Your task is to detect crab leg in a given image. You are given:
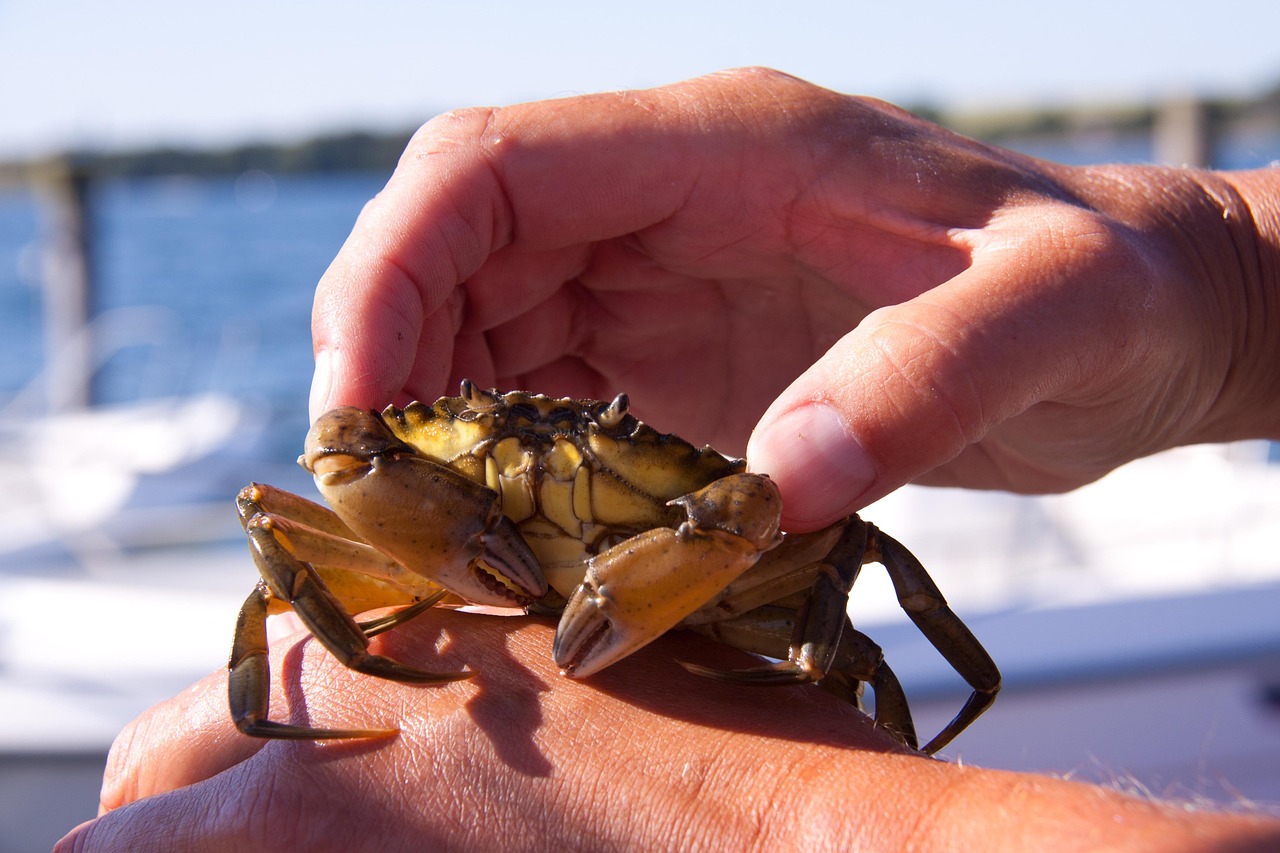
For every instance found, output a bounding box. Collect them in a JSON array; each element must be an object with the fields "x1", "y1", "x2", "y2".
[
  {"x1": 238, "y1": 485, "x2": 449, "y2": 613},
  {"x1": 681, "y1": 525, "x2": 846, "y2": 624},
  {"x1": 229, "y1": 579, "x2": 451, "y2": 740},
  {"x1": 229, "y1": 518, "x2": 472, "y2": 739},
  {"x1": 874, "y1": 529, "x2": 1001, "y2": 754},
  {"x1": 553, "y1": 473, "x2": 782, "y2": 677},
  {"x1": 680, "y1": 517, "x2": 997, "y2": 754},
  {"x1": 687, "y1": 604, "x2": 920, "y2": 750},
  {"x1": 238, "y1": 482, "x2": 360, "y2": 540},
  {"x1": 682, "y1": 517, "x2": 873, "y2": 686},
  {"x1": 230, "y1": 581, "x2": 387, "y2": 740}
]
